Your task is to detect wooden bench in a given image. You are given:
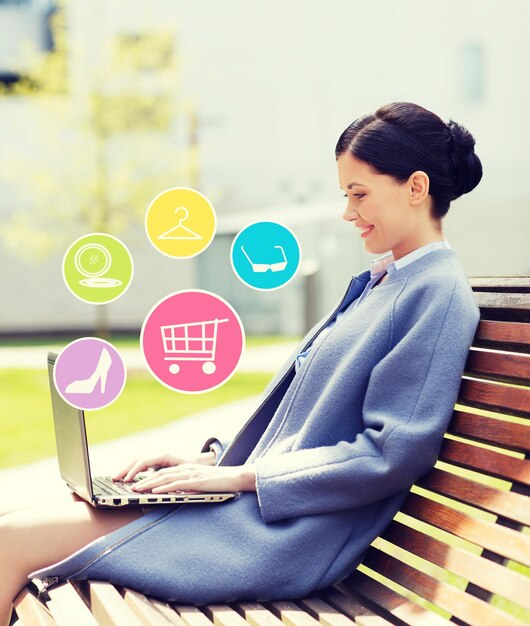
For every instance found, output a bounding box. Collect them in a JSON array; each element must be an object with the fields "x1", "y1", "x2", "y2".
[{"x1": 12, "y1": 276, "x2": 530, "y2": 626}]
